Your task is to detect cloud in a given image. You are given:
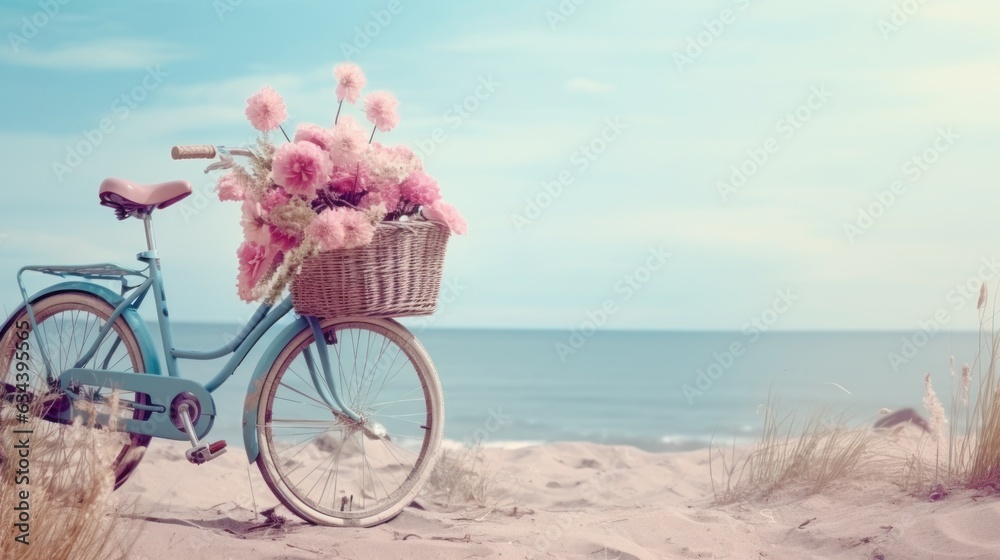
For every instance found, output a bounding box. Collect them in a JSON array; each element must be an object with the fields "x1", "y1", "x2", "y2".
[{"x1": 0, "y1": 38, "x2": 189, "y2": 69}]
